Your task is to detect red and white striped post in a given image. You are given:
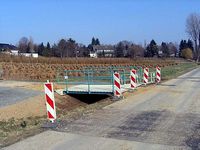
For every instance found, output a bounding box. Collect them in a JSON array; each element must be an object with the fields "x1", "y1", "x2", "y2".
[
  {"x1": 156, "y1": 66, "x2": 161, "y2": 83},
  {"x1": 114, "y1": 72, "x2": 121, "y2": 97},
  {"x1": 143, "y1": 67, "x2": 149, "y2": 84},
  {"x1": 130, "y1": 69, "x2": 137, "y2": 89},
  {"x1": 44, "y1": 81, "x2": 56, "y2": 123}
]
